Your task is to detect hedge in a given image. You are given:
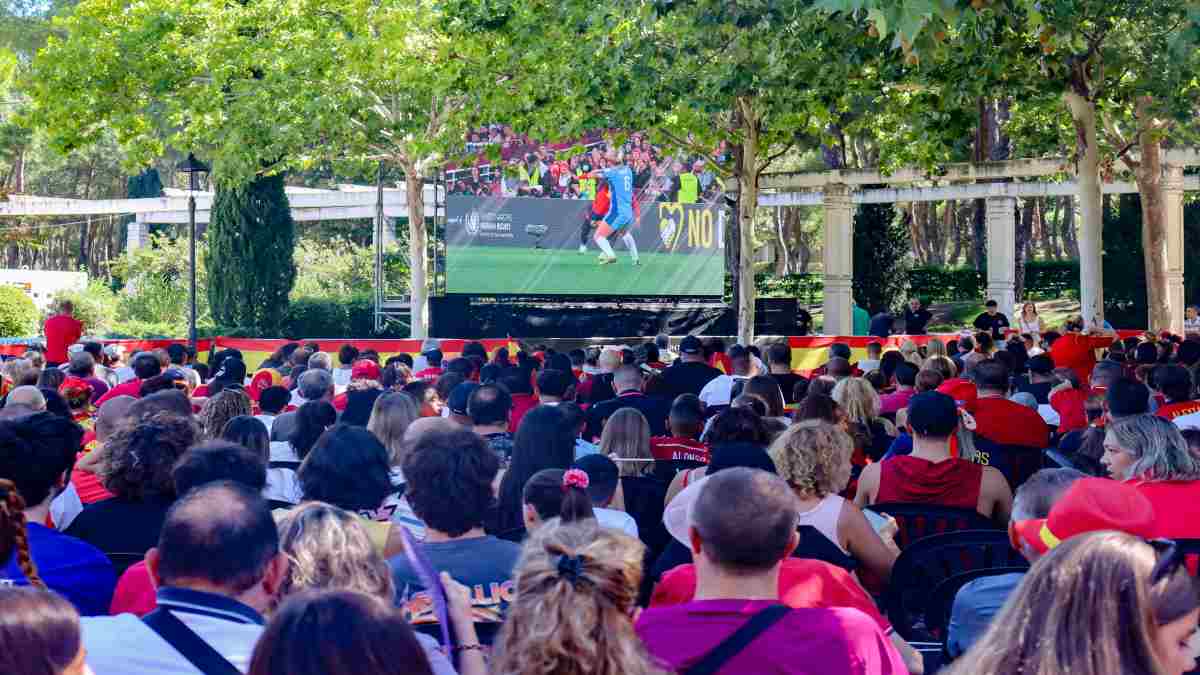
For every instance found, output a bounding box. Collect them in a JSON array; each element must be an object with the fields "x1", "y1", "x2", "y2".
[{"x1": 908, "y1": 261, "x2": 1080, "y2": 304}]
